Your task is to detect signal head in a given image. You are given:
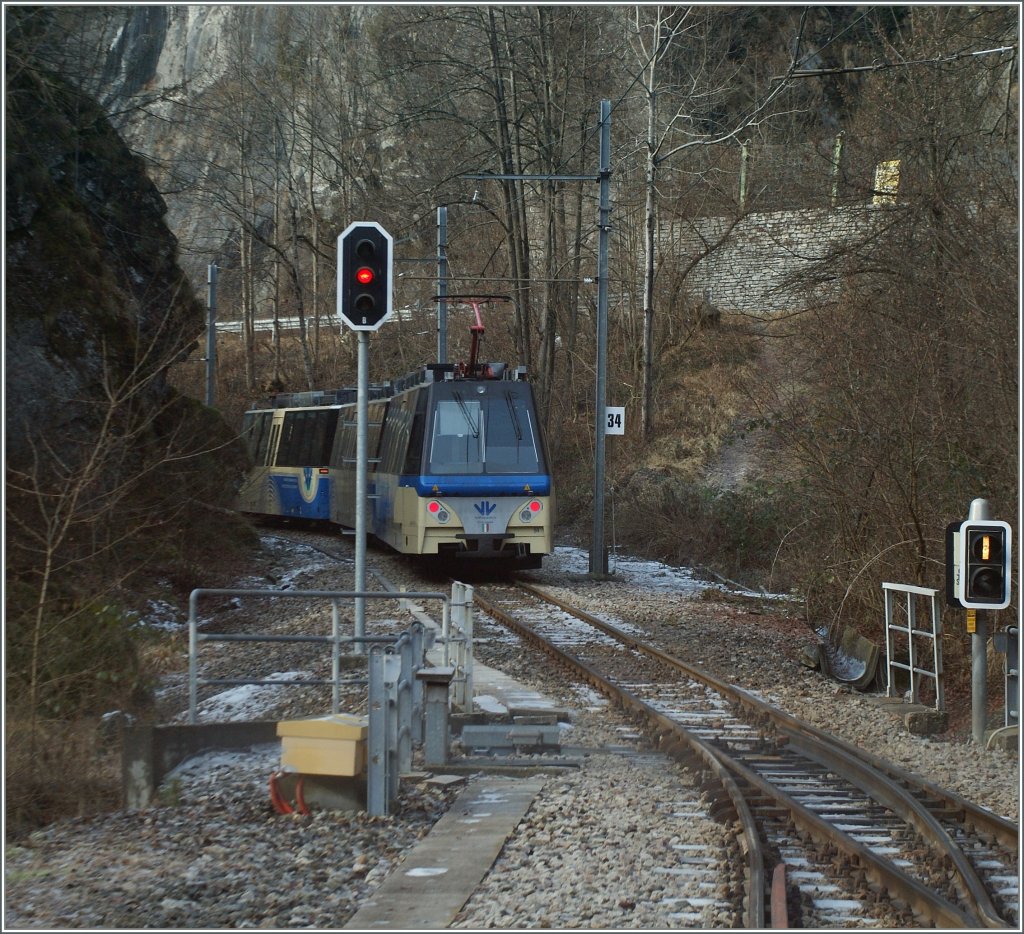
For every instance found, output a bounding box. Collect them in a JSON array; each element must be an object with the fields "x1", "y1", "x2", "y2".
[{"x1": 957, "y1": 519, "x2": 1012, "y2": 609}]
